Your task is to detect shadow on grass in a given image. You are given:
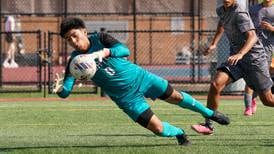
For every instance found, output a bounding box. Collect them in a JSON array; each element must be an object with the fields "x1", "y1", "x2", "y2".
[
  {"x1": 0, "y1": 143, "x2": 178, "y2": 152},
  {"x1": 191, "y1": 138, "x2": 274, "y2": 147},
  {"x1": 67, "y1": 133, "x2": 155, "y2": 137},
  {"x1": 0, "y1": 134, "x2": 177, "y2": 152}
]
